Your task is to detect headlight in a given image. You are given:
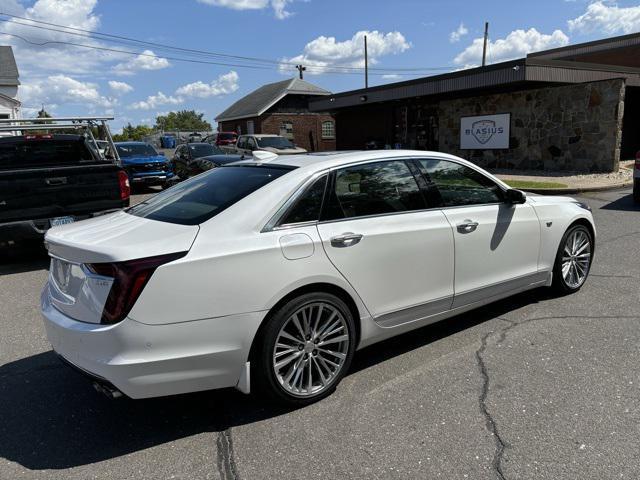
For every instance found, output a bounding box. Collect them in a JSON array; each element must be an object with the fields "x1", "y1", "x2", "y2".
[{"x1": 574, "y1": 201, "x2": 592, "y2": 212}]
